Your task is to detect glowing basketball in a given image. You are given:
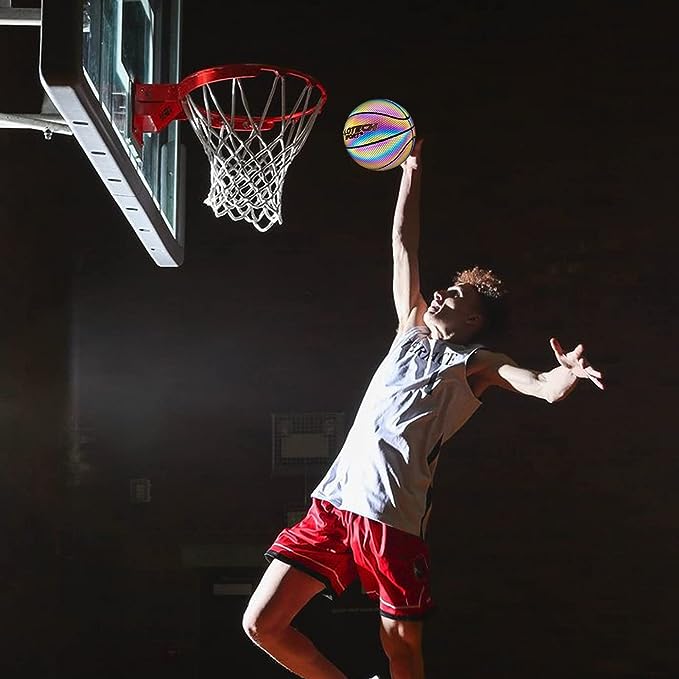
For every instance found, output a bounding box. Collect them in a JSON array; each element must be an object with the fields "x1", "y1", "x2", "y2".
[{"x1": 342, "y1": 99, "x2": 416, "y2": 171}]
